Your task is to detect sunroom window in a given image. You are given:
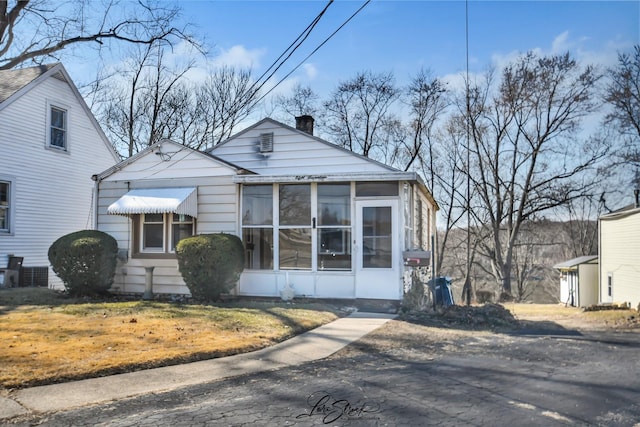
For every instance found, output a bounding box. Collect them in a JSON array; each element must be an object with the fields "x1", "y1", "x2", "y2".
[
  {"x1": 242, "y1": 185, "x2": 273, "y2": 269},
  {"x1": 317, "y1": 183, "x2": 351, "y2": 270},
  {"x1": 279, "y1": 184, "x2": 311, "y2": 270},
  {"x1": 242, "y1": 183, "x2": 353, "y2": 272}
]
